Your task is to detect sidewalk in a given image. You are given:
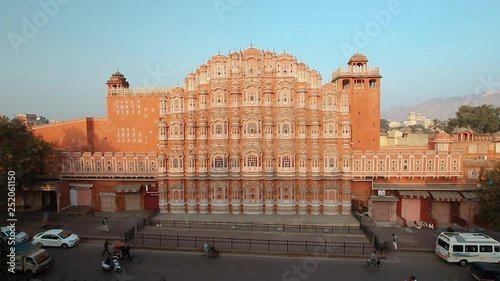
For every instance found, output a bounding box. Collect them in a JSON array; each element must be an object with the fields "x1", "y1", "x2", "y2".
[{"x1": 6, "y1": 210, "x2": 153, "y2": 242}]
